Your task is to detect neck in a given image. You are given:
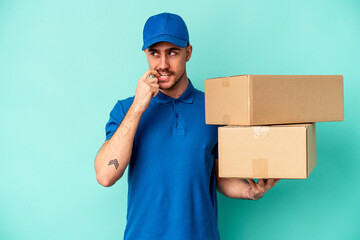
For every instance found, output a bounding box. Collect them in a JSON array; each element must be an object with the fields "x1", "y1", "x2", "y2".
[{"x1": 160, "y1": 73, "x2": 189, "y2": 99}]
